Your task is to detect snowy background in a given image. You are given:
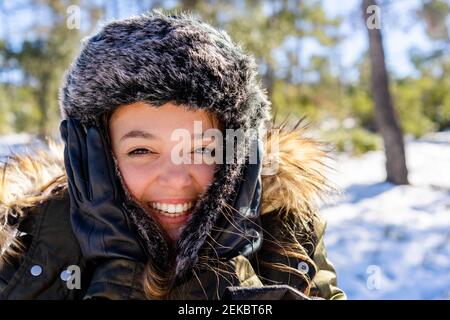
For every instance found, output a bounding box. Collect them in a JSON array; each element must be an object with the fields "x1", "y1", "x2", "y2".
[
  {"x1": 321, "y1": 131, "x2": 450, "y2": 300},
  {"x1": 1, "y1": 131, "x2": 449, "y2": 300}
]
